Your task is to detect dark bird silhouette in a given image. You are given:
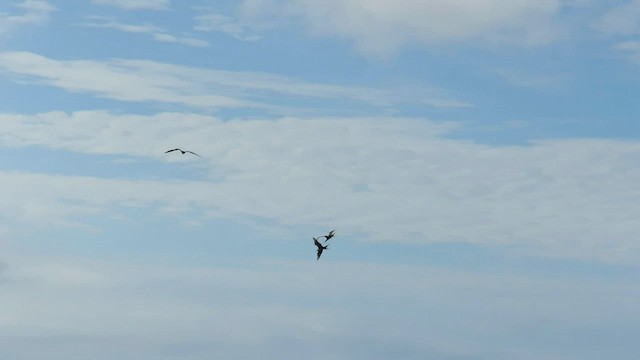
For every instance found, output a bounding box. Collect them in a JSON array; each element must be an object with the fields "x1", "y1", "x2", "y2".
[
  {"x1": 321, "y1": 229, "x2": 336, "y2": 242},
  {"x1": 314, "y1": 237, "x2": 328, "y2": 260},
  {"x1": 165, "y1": 148, "x2": 201, "y2": 157}
]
